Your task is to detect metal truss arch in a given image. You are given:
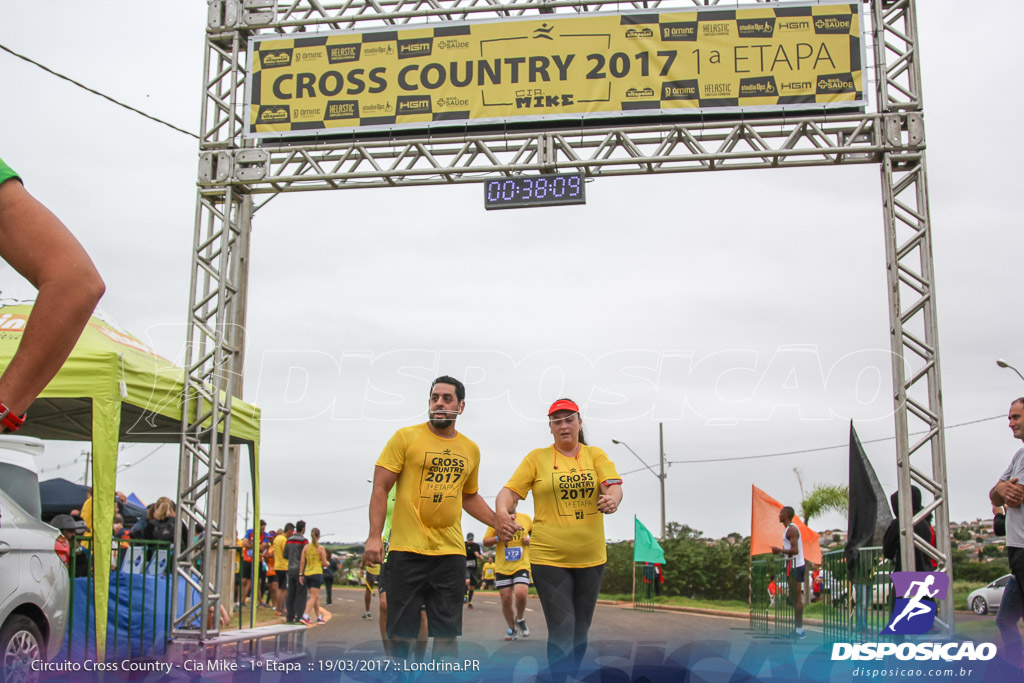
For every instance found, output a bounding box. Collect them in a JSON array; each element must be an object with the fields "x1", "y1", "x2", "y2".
[{"x1": 175, "y1": 0, "x2": 953, "y2": 645}]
